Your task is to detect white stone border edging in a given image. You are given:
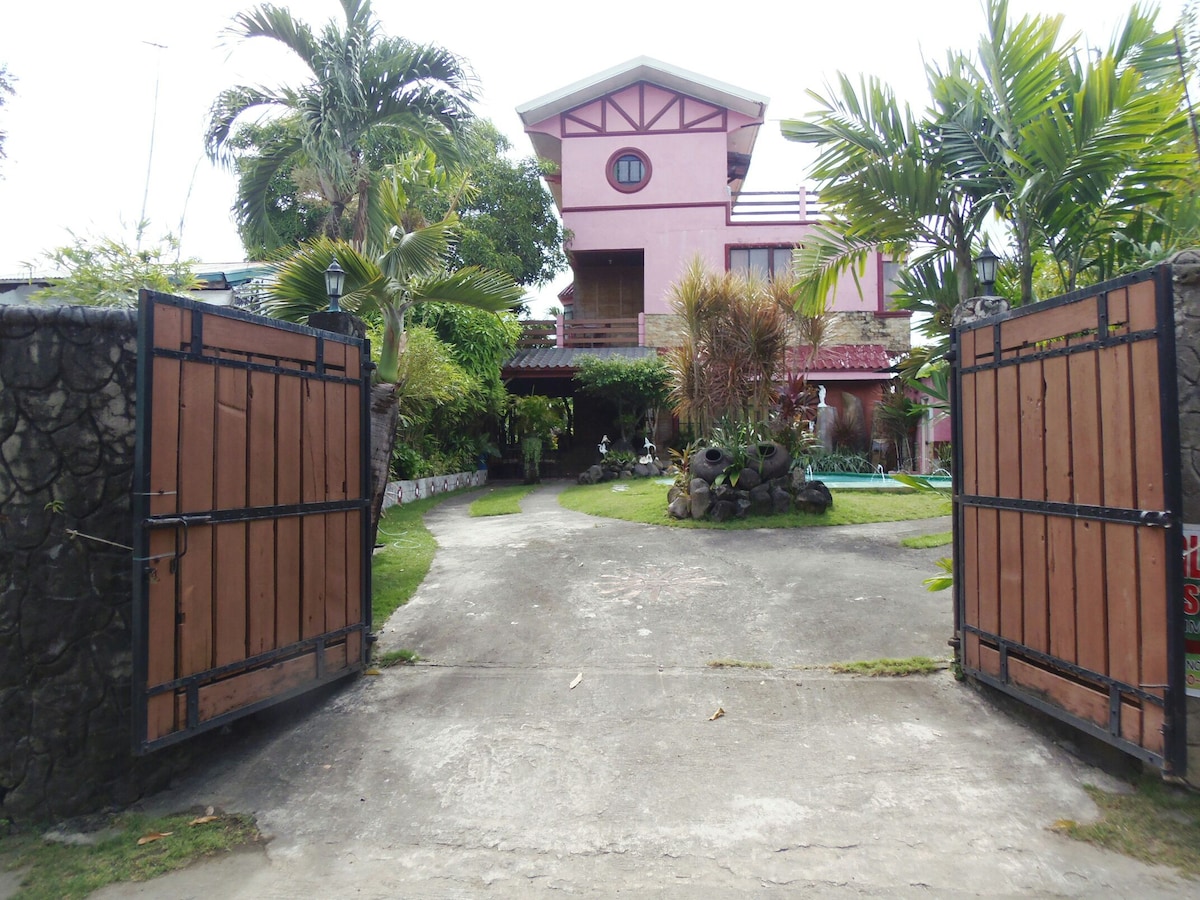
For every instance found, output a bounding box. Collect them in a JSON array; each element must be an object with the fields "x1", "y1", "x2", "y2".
[{"x1": 382, "y1": 469, "x2": 488, "y2": 509}]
